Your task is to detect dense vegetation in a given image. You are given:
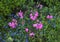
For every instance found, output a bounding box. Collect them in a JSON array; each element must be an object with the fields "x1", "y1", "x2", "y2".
[{"x1": 0, "y1": 0, "x2": 60, "y2": 42}]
